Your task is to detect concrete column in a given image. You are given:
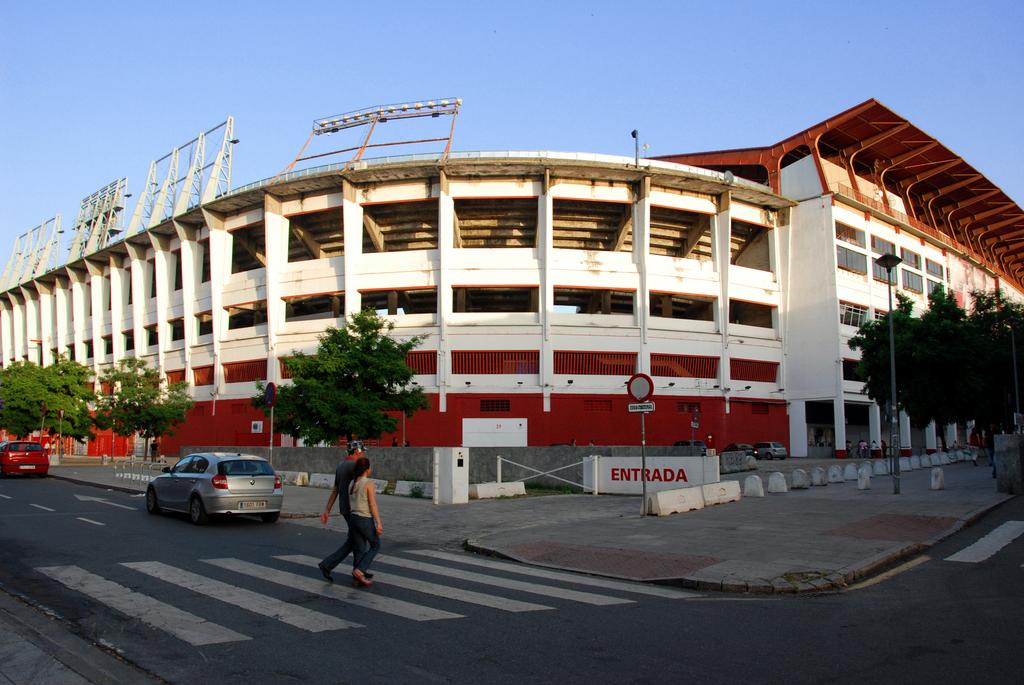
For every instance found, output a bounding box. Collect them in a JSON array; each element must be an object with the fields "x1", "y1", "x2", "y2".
[
  {"x1": 126, "y1": 244, "x2": 148, "y2": 363},
  {"x1": 868, "y1": 402, "x2": 882, "y2": 451},
  {"x1": 925, "y1": 420, "x2": 938, "y2": 453},
  {"x1": 0, "y1": 304, "x2": 11, "y2": 366},
  {"x1": 899, "y1": 409, "x2": 912, "y2": 455},
  {"x1": 715, "y1": 192, "x2": 731, "y2": 387},
  {"x1": 436, "y1": 172, "x2": 454, "y2": 414},
  {"x1": 108, "y1": 257, "x2": 125, "y2": 361},
  {"x1": 202, "y1": 209, "x2": 229, "y2": 405},
  {"x1": 66, "y1": 270, "x2": 86, "y2": 363},
  {"x1": 263, "y1": 194, "x2": 288, "y2": 384},
  {"x1": 341, "y1": 180, "x2": 364, "y2": 317},
  {"x1": 148, "y1": 234, "x2": 171, "y2": 375},
  {"x1": 636, "y1": 176, "x2": 651, "y2": 369},
  {"x1": 87, "y1": 265, "x2": 105, "y2": 371},
  {"x1": 9, "y1": 295, "x2": 25, "y2": 362},
  {"x1": 945, "y1": 423, "x2": 958, "y2": 449},
  {"x1": 54, "y1": 280, "x2": 69, "y2": 358},
  {"x1": 833, "y1": 397, "x2": 847, "y2": 457},
  {"x1": 36, "y1": 283, "x2": 53, "y2": 366},
  {"x1": 789, "y1": 400, "x2": 808, "y2": 457},
  {"x1": 173, "y1": 223, "x2": 197, "y2": 378},
  {"x1": 20, "y1": 288, "x2": 39, "y2": 365},
  {"x1": 538, "y1": 170, "x2": 554, "y2": 413}
]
